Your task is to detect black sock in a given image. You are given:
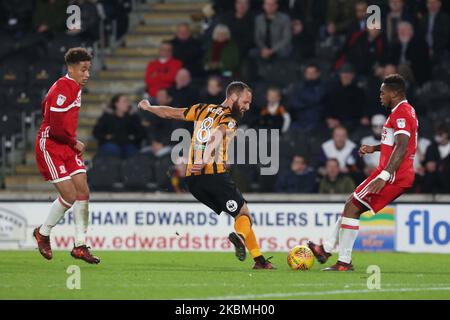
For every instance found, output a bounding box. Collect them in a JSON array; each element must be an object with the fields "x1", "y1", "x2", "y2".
[{"x1": 254, "y1": 255, "x2": 266, "y2": 264}]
